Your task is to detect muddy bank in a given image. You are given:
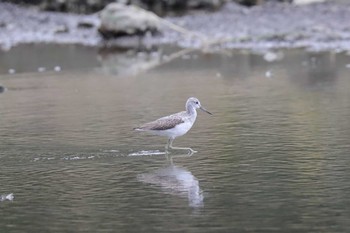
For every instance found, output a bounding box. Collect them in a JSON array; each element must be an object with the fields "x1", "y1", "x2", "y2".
[{"x1": 1, "y1": 1, "x2": 350, "y2": 52}]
